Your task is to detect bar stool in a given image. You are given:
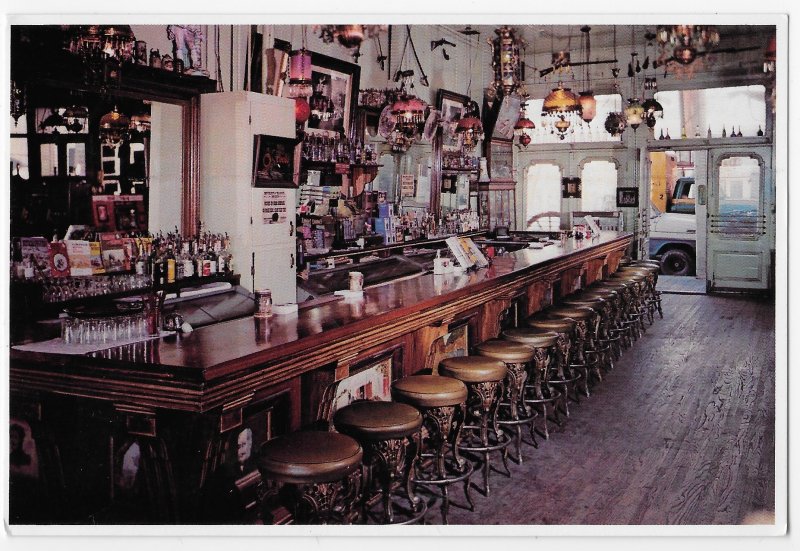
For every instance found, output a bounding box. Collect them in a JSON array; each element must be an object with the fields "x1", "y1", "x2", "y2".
[
  {"x1": 333, "y1": 401, "x2": 426, "y2": 524},
  {"x1": 439, "y1": 356, "x2": 511, "y2": 497},
  {"x1": 576, "y1": 288, "x2": 624, "y2": 360},
  {"x1": 258, "y1": 431, "x2": 363, "y2": 524},
  {"x1": 609, "y1": 271, "x2": 650, "y2": 336},
  {"x1": 525, "y1": 317, "x2": 581, "y2": 417},
  {"x1": 619, "y1": 264, "x2": 662, "y2": 322},
  {"x1": 592, "y1": 280, "x2": 638, "y2": 347},
  {"x1": 475, "y1": 339, "x2": 538, "y2": 464},
  {"x1": 391, "y1": 374, "x2": 473, "y2": 525},
  {"x1": 542, "y1": 306, "x2": 598, "y2": 397},
  {"x1": 501, "y1": 328, "x2": 561, "y2": 440},
  {"x1": 562, "y1": 295, "x2": 614, "y2": 372}
]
